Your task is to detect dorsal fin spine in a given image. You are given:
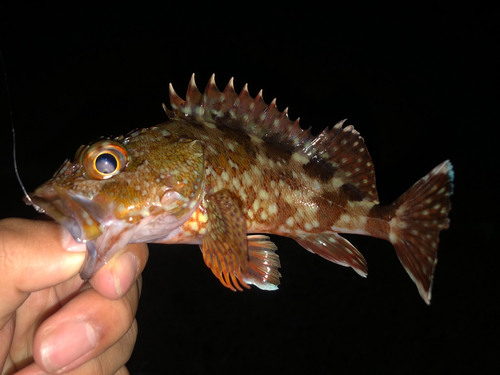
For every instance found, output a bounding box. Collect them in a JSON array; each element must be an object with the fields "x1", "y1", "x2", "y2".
[
  {"x1": 166, "y1": 74, "x2": 379, "y2": 202},
  {"x1": 203, "y1": 74, "x2": 223, "y2": 119},
  {"x1": 168, "y1": 83, "x2": 184, "y2": 114},
  {"x1": 237, "y1": 83, "x2": 253, "y2": 128},
  {"x1": 220, "y1": 77, "x2": 238, "y2": 123},
  {"x1": 185, "y1": 74, "x2": 202, "y2": 116}
]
